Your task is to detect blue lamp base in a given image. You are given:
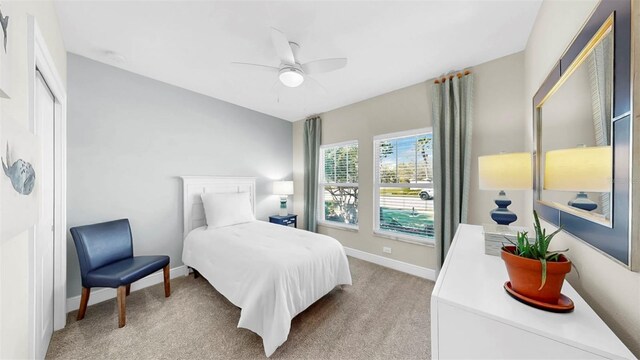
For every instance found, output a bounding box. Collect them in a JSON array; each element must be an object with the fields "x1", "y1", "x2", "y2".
[
  {"x1": 490, "y1": 190, "x2": 517, "y2": 225},
  {"x1": 568, "y1": 192, "x2": 597, "y2": 211}
]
